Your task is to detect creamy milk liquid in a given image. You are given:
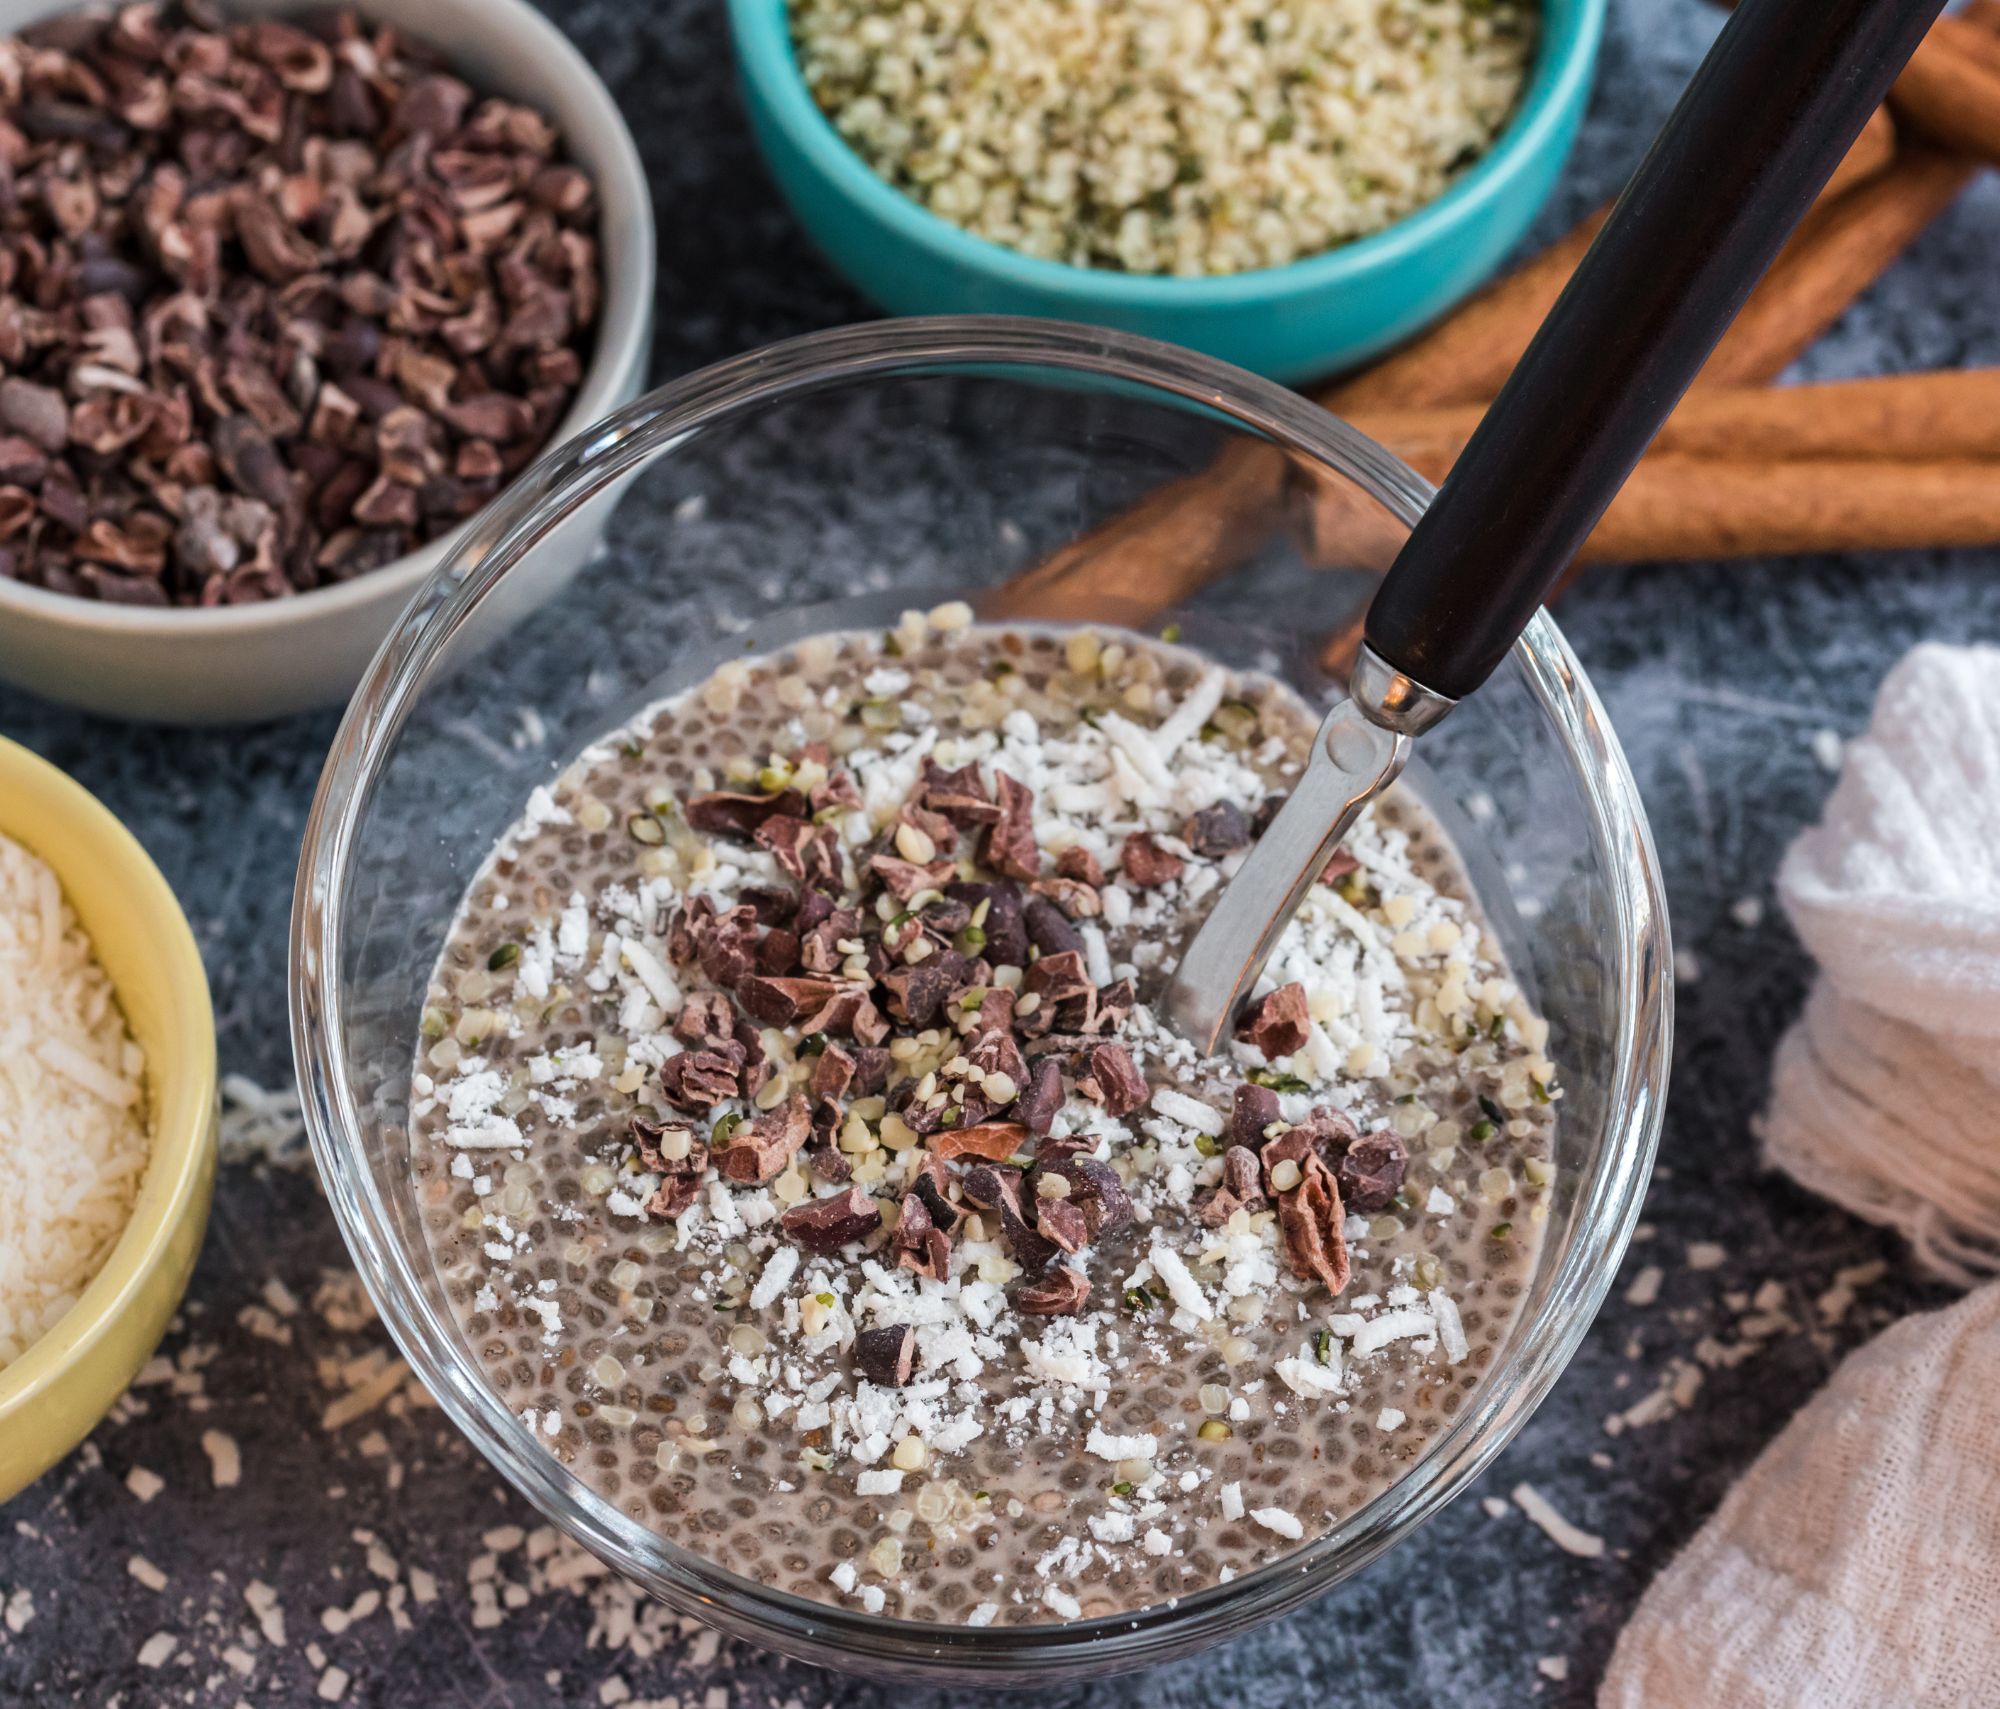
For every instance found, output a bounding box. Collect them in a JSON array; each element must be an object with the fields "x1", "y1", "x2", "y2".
[{"x1": 410, "y1": 616, "x2": 1556, "y2": 1625}]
